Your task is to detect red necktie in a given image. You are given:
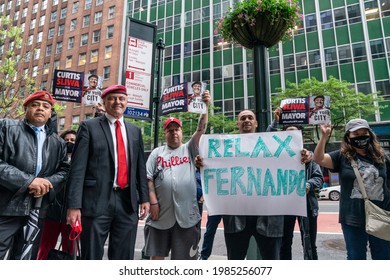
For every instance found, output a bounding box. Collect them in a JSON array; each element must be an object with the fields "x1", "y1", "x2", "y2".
[{"x1": 115, "y1": 120, "x2": 128, "y2": 189}]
